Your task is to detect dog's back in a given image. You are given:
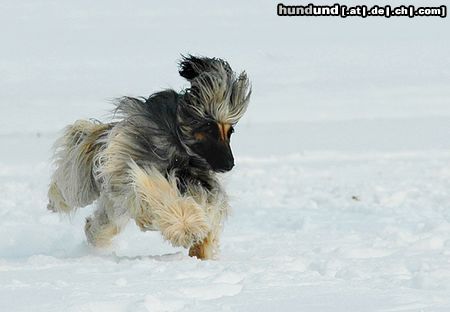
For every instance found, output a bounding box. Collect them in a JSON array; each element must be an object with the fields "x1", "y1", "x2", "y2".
[{"x1": 48, "y1": 120, "x2": 112, "y2": 213}]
